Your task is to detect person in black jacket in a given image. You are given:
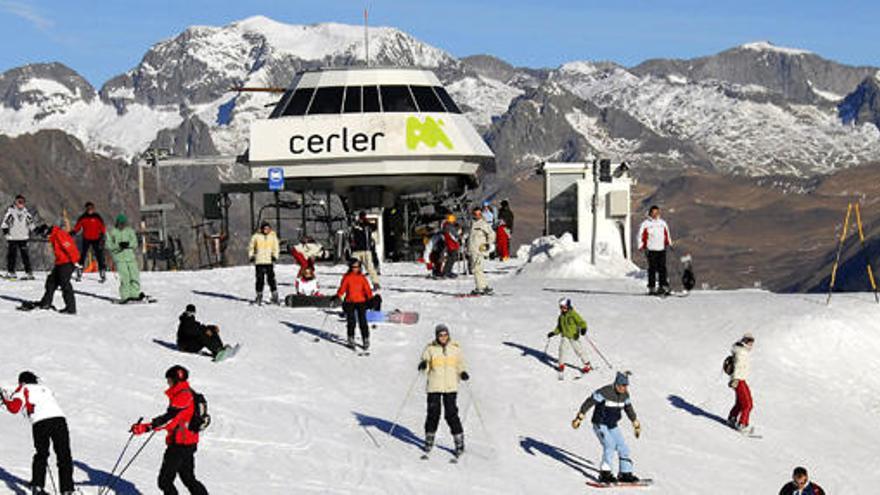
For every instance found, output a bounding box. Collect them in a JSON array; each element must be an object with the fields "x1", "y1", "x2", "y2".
[
  {"x1": 779, "y1": 467, "x2": 826, "y2": 495},
  {"x1": 176, "y1": 305, "x2": 226, "y2": 358},
  {"x1": 350, "y1": 212, "x2": 380, "y2": 288}
]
